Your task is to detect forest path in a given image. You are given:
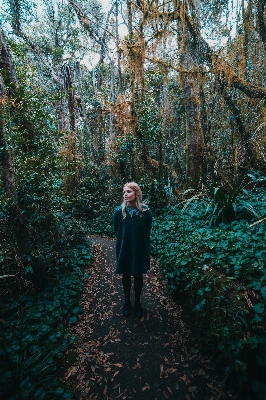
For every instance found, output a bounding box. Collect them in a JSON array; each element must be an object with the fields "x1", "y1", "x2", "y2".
[{"x1": 66, "y1": 236, "x2": 235, "y2": 400}]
